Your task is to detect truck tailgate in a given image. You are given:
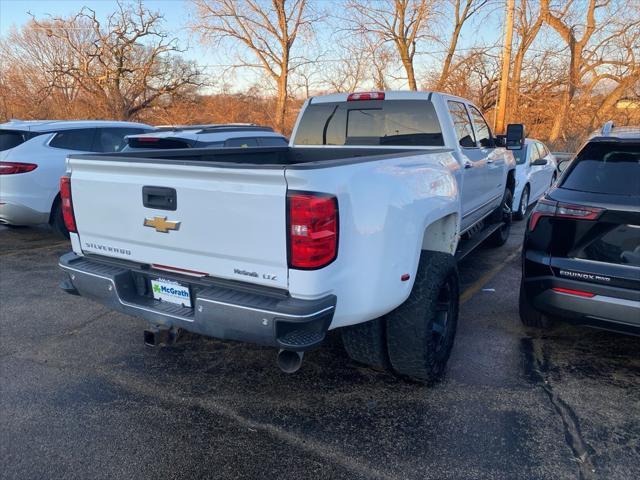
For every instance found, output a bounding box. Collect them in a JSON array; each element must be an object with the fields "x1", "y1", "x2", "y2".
[{"x1": 69, "y1": 158, "x2": 289, "y2": 289}]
